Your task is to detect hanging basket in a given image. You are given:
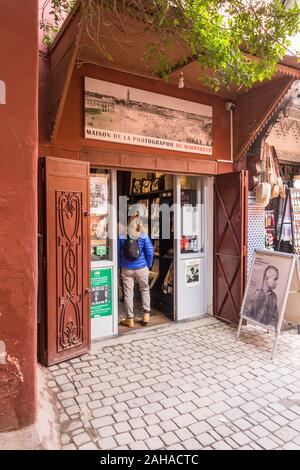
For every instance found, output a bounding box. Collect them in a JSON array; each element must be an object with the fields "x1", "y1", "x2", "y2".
[
  {"x1": 255, "y1": 181, "x2": 271, "y2": 206},
  {"x1": 270, "y1": 183, "x2": 280, "y2": 199}
]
